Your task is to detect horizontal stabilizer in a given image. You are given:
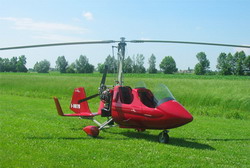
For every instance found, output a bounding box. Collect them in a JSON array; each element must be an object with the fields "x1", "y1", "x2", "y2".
[
  {"x1": 53, "y1": 97, "x2": 100, "y2": 118},
  {"x1": 53, "y1": 97, "x2": 65, "y2": 116}
]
